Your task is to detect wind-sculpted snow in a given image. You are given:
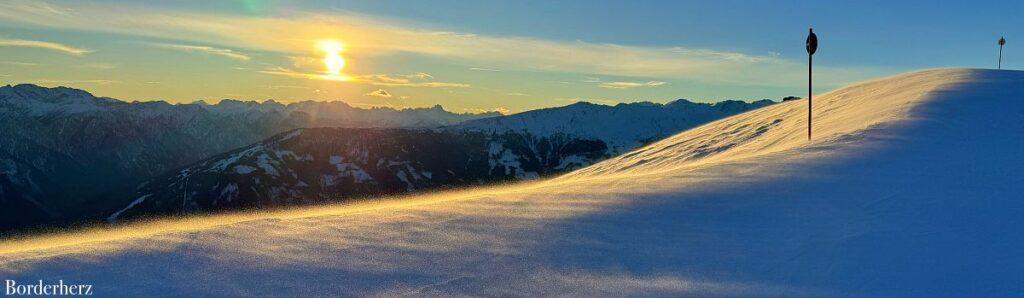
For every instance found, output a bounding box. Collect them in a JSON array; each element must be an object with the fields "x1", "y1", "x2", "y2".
[
  {"x1": 1, "y1": 69, "x2": 1022, "y2": 296},
  {"x1": 563, "y1": 68, "x2": 971, "y2": 179}
]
